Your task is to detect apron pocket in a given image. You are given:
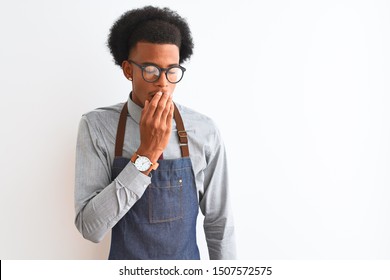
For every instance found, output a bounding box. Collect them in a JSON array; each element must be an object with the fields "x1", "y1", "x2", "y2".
[{"x1": 148, "y1": 179, "x2": 183, "y2": 223}]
